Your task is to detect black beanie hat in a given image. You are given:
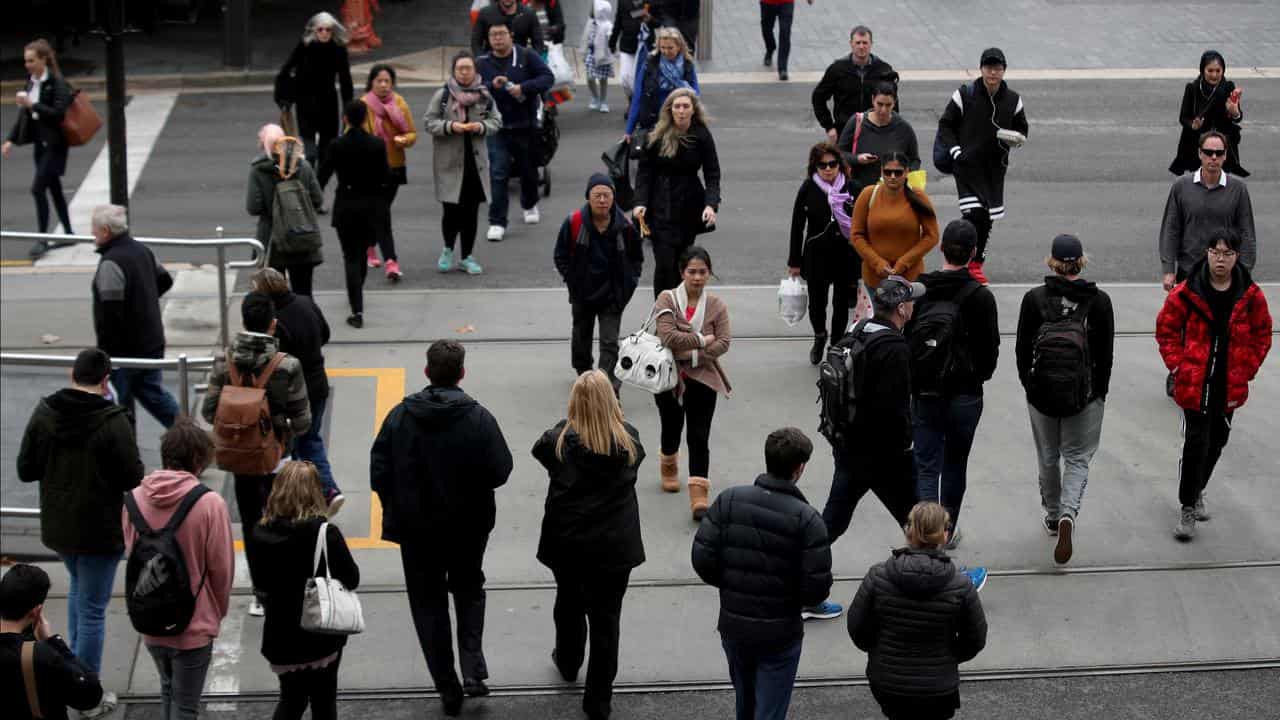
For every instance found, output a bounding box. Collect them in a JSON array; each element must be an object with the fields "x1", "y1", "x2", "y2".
[{"x1": 585, "y1": 172, "x2": 615, "y2": 199}]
